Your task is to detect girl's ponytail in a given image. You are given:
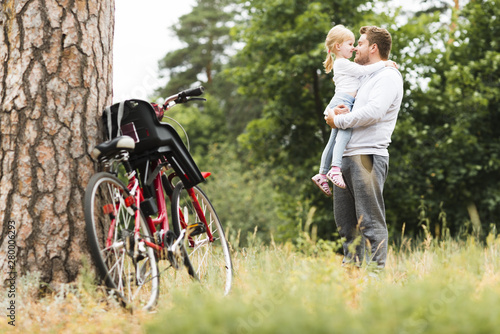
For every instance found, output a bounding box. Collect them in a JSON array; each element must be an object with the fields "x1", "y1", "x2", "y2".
[{"x1": 323, "y1": 50, "x2": 334, "y2": 73}]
